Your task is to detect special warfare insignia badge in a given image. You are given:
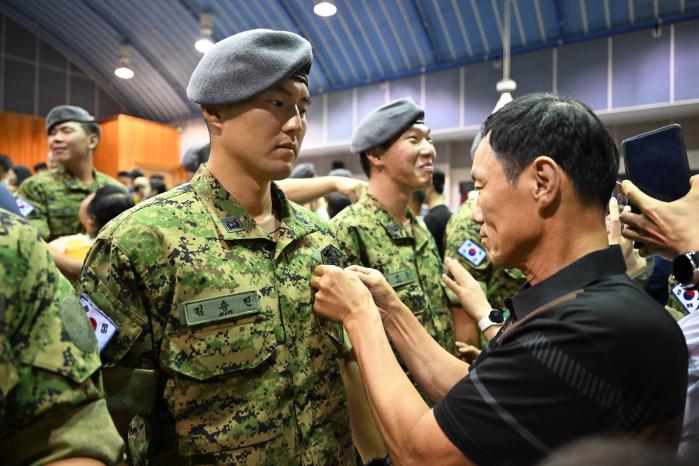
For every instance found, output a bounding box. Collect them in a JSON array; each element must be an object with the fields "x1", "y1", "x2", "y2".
[
  {"x1": 320, "y1": 245, "x2": 343, "y2": 266},
  {"x1": 222, "y1": 216, "x2": 244, "y2": 232}
]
